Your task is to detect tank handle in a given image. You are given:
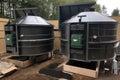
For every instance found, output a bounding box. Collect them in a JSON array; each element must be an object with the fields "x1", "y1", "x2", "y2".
[{"x1": 78, "y1": 15, "x2": 86, "y2": 22}]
